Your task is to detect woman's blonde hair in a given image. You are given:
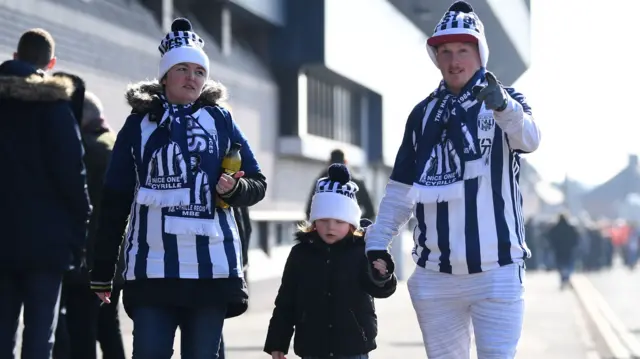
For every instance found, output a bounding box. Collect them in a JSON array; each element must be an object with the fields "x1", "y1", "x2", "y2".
[{"x1": 296, "y1": 220, "x2": 364, "y2": 238}]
